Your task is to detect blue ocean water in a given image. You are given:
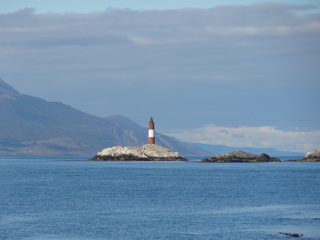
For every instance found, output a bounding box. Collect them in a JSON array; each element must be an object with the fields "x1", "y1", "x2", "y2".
[{"x1": 0, "y1": 156, "x2": 319, "y2": 240}]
